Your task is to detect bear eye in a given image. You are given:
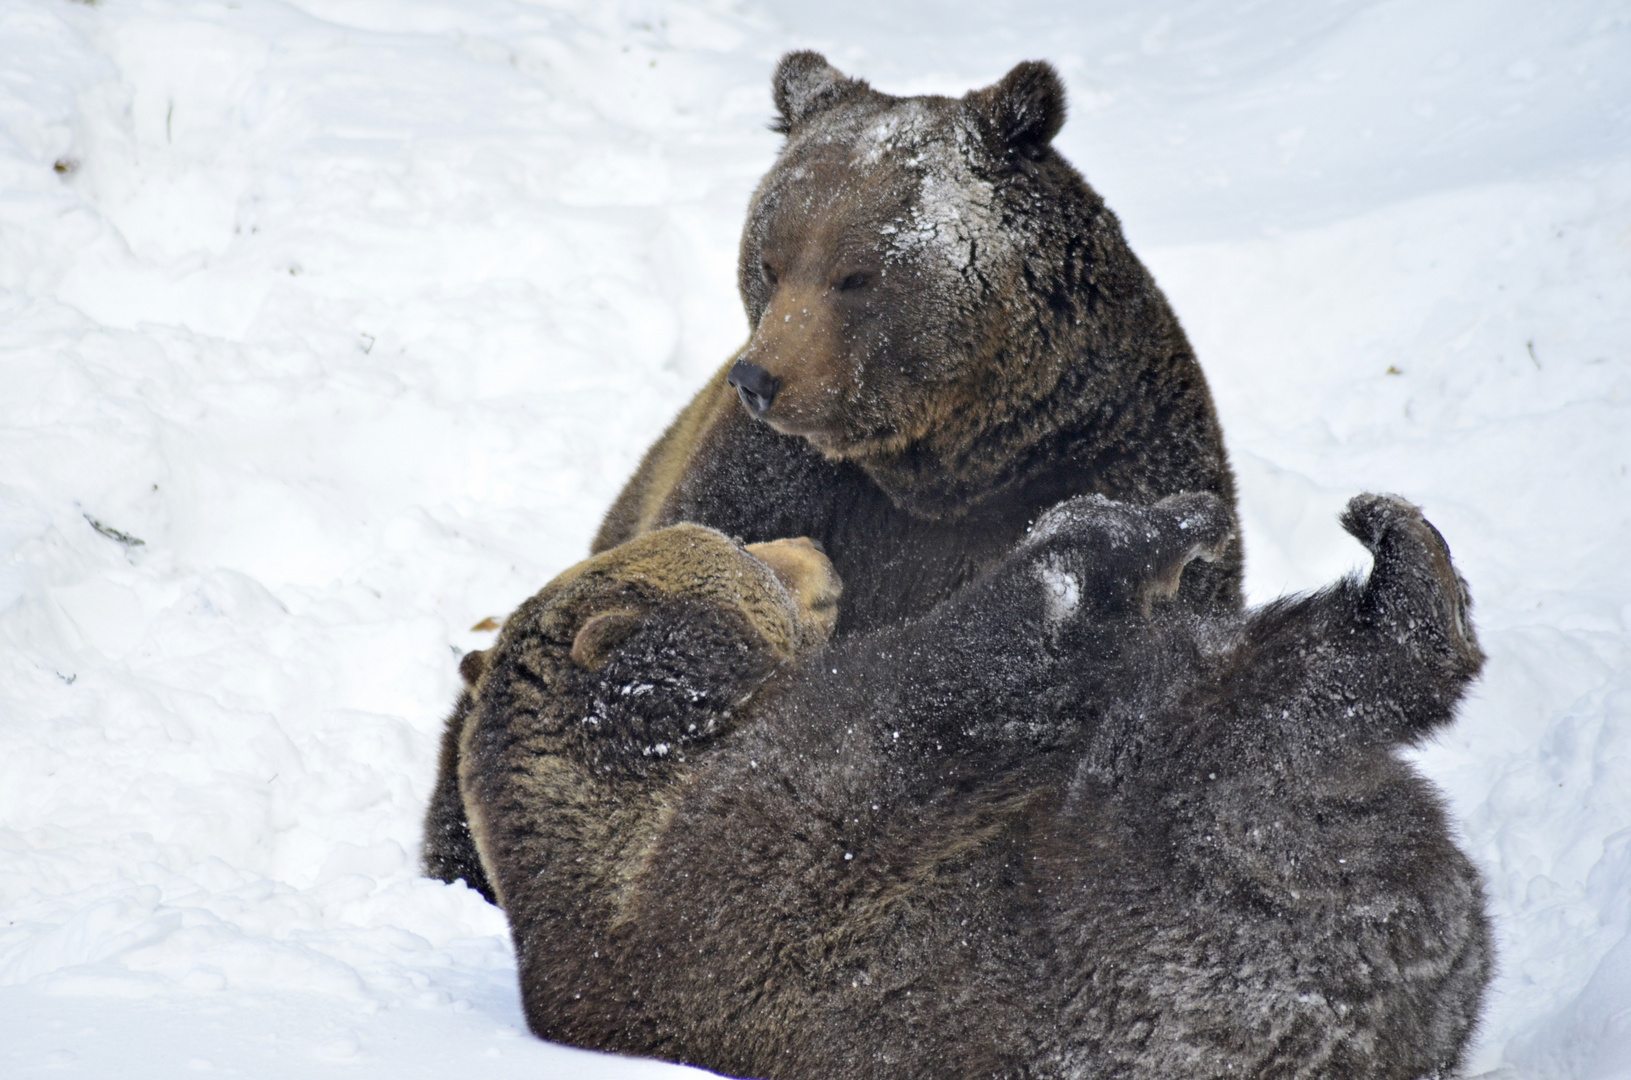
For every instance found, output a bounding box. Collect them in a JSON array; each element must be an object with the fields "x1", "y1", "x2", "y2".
[
  {"x1": 761, "y1": 262, "x2": 778, "y2": 288},
  {"x1": 836, "y1": 272, "x2": 870, "y2": 292}
]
